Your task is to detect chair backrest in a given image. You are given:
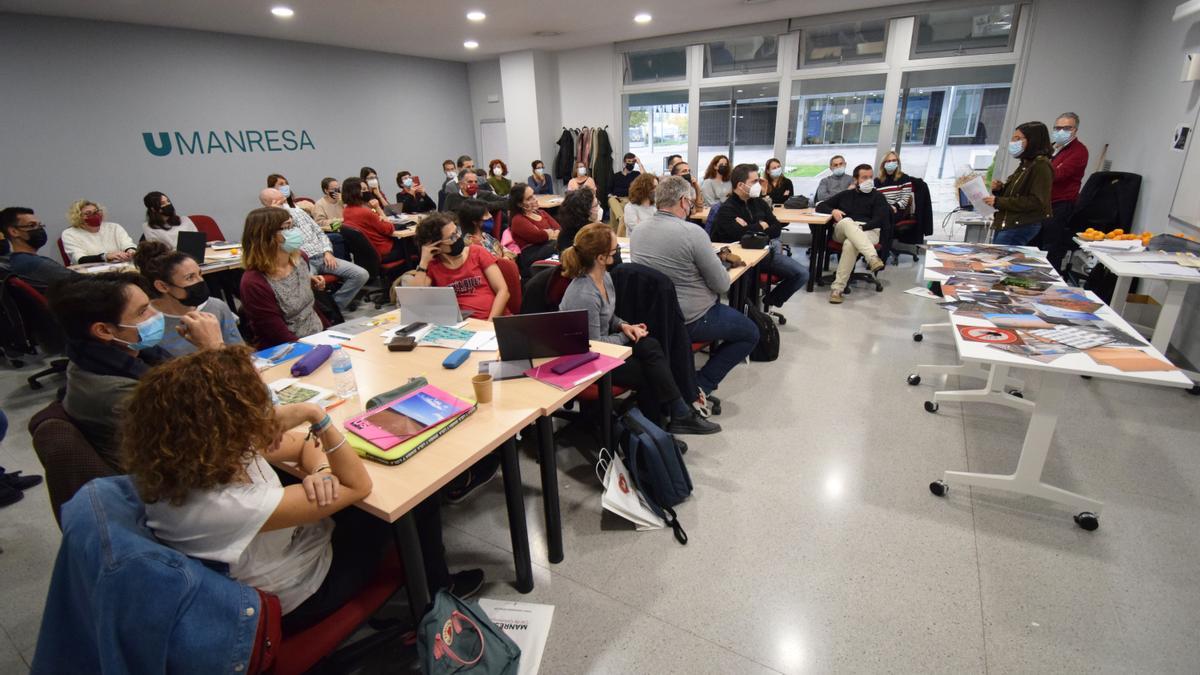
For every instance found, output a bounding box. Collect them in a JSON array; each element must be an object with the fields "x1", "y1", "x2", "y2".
[
  {"x1": 188, "y1": 214, "x2": 225, "y2": 242},
  {"x1": 337, "y1": 225, "x2": 383, "y2": 280},
  {"x1": 28, "y1": 400, "x2": 118, "y2": 528},
  {"x1": 520, "y1": 266, "x2": 566, "y2": 314},
  {"x1": 5, "y1": 275, "x2": 67, "y2": 355},
  {"x1": 494, "y1": 256, "x2": 522, "y2": 316},
  {"x1": 57, "y1": 237, "x2": 70, "y2": 265},
  {"x1": 1069, "y1": 171, "x2": 1142, "y2": 232},
  {"x1": 704, "y1": 203, "x2": 721, "y2": 235}
]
